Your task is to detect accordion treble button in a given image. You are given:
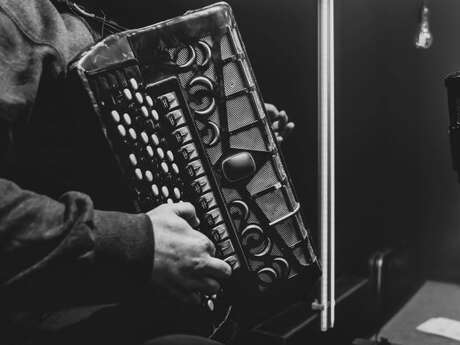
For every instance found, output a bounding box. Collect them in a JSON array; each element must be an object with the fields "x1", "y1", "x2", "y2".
[
  {"x1": 134, "y1": 168, "x2": 143, "y2": 181},
  {"x1": 110, "y1": 110, "x2": 120, "y2": 122},
  {"x1": 199, "y1": 197, "x2": 209, "y2": 211},
  {"x1": 145, "y1": 170, "x2": 153, "y2": 182},
  {"x1": 160, "y1": 162, "x2": 169, "y2": 174},
  {"x1": 167, "y1": 113, "x2": 177, "y2": 128},
  {"x1": 166, "y1": 150, "x2": 174, "y2": 162},
  {"x1": 205, "y1": 214, "x2": 215, "y2": 227},
  {"x1": 217, "y1": 239, "x2": 234, "y2": 258},
  {"x1": 141, "y1": 132, "x2": 149, "y2": 144},
  {"x1": 123, "y1": 113, "x2": 132, "y2": 125},
  {"x1": 205, "y1": 210, "x2": 222, "y2": 228},
  {"x1": 145, "y1": 95, "x2": 154, "y2": 107},
  {"x1": 151, "y1": 184, "x2": 160, "y2": 197},
  {"x1": 186, "y1": 165, "x2": 196, "y2": 178},
  {"x1": 161, "y1": 186, "x2": 170, "y2": 198},
  {"x1": 156, "y1": 148, "x2": 165, "y2": 160},
  {"x1": 146, "y1": 145, "x2": 154, "y2": 157},
  {"x1": 224, "y1": 255, "x2": 240, "y2": 270},
  {"x1": 135, "y1": 92, "x2": 143, "y2": 104},
  {"x1": 151, "y1": 110, "x2": 160, "y2": 122},
  {"x1": 129, "y1": 78, "x2": 139, "y2": 90},
  {"x1": 123, "y1": 88, "x2": 133, "y2": 101},
  {"x1": 150, "y1": 134, "x2": 160, "y2": 146},
  {"x1": 141, "y1": 106, "x2": 149, "y2": 118},
  {"x1": 129, "y1": 153, "x2": 137, "y2": 166},
  {"x1": 173, "y1": 187, "x2": 181, "y2": 200},
  {"x1": 117, "y1": 124, "x2": 127, "y2": 137},
  {"x1": 172, "y1": 163, "x2": 180, "y2": 175},
  {"x1": 128, "y1": 128, "x2": 137, "y2": 141},
  {"x1": 211, "y1": 225, "x2": 228, "y2": 242},
  {"x1": 192, "y1": 181, "x2": 203, "y2": 194},
  {"x1": 173, "y1": 128, "x2": 190, "y2": 146}
]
